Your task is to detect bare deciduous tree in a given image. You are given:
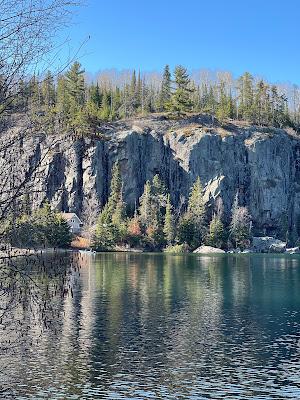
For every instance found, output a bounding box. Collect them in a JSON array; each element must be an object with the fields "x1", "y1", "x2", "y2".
[{"x1": 0, "y1": 0, "x2": 83, "y2": 371}]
